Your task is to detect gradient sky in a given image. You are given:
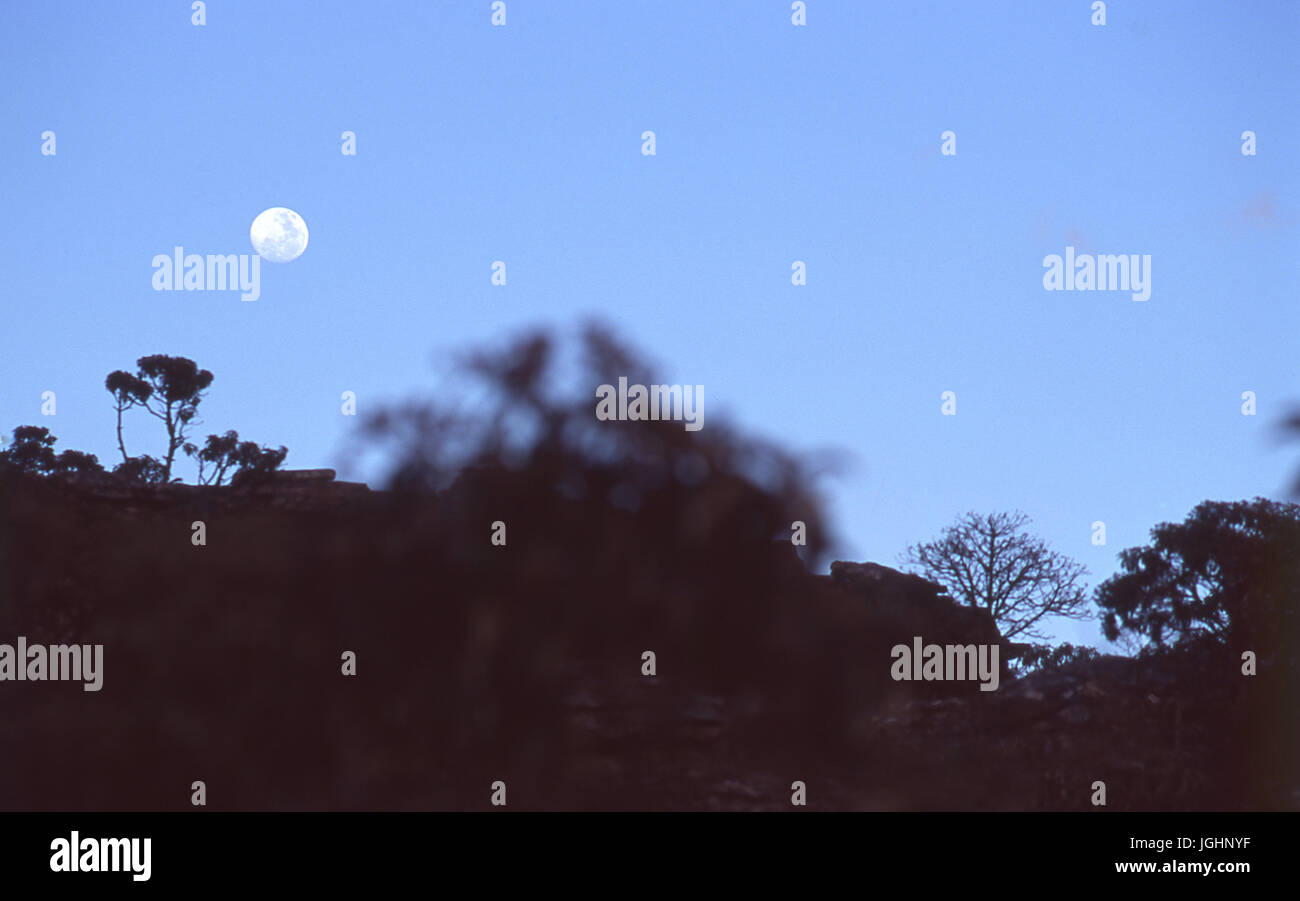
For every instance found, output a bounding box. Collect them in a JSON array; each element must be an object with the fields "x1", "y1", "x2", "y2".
[{"x1": 2, "y1": 1, "x2": 1297, "y2": 649}]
